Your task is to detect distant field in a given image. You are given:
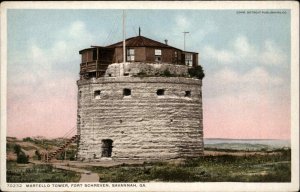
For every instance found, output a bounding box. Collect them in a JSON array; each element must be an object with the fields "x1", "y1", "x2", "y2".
[{"x1": 204, "y1": 138, "x2": 290, "y2": 151}]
